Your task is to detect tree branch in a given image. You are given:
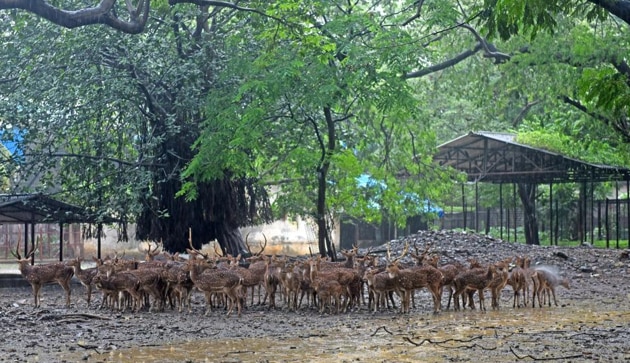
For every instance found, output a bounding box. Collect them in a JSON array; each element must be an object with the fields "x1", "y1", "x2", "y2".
[
  {"x1": 0, "y1": 0, "x2": 283, "y2": 33},
  {"x1": 404, "y1": 23, "x2": 509, "y2": 79},
  {"x1": 589, "y1": 0, "x2": 630, "y2": 26},
  {"x1": 401, "y1": 0, "x2": 425, "y2": 26},
  {"x1": 0, "y1": 0, "x2": 149, "y2": 34},
  {"x1": 459, "y1": 23, "x2": 511, "y2": 64},
  {"x1": 511, "y1": 99, "x2": 542, "y2": 127},
  {"x1": 404, "y1": 43, "x2": 482, "y2": 79},
  {"x1": 560, "y1": 95, "x2": 630, "y2": 143}
]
